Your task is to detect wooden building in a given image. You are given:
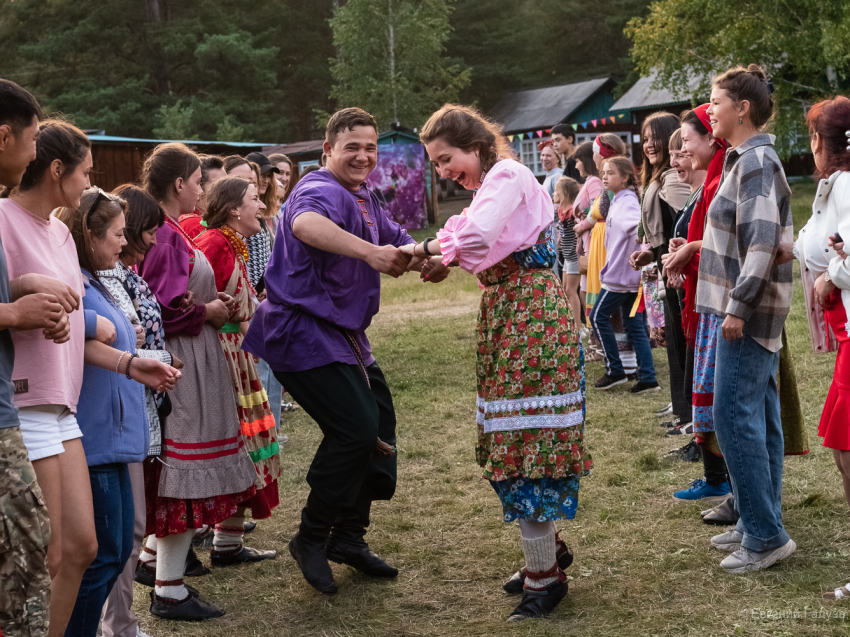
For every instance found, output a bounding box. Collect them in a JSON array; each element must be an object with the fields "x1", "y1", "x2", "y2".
[
  {"x1": 489, "y1": 77, "x2": 639, "y2": 176},
  {"x1": 88, "y1": 134, "x2": 269, "y2": 192}
]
